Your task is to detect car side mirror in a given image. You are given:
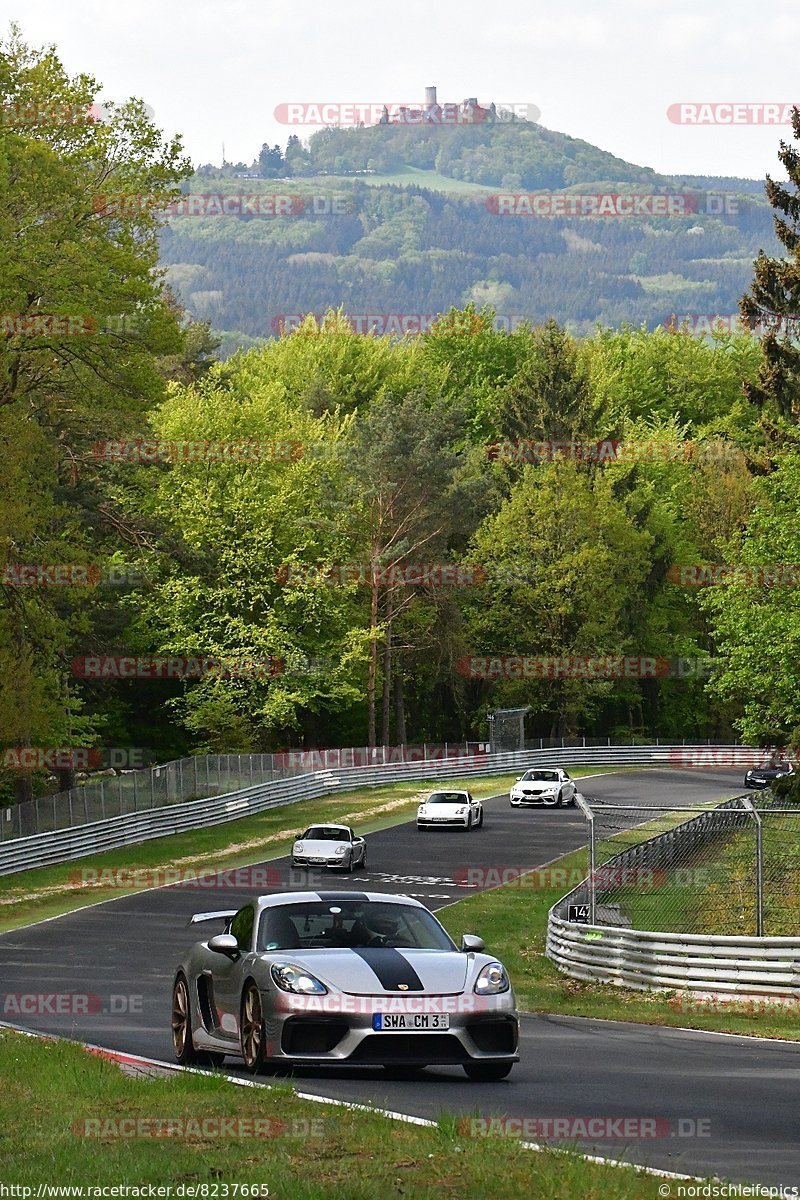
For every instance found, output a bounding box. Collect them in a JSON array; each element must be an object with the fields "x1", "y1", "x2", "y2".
[
  {"x1": 208, "y1": 933, "x2": 239, "y2": 958},
  {"x1": 461, "y1": 934, "x2": 485, "y2": 953}
]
